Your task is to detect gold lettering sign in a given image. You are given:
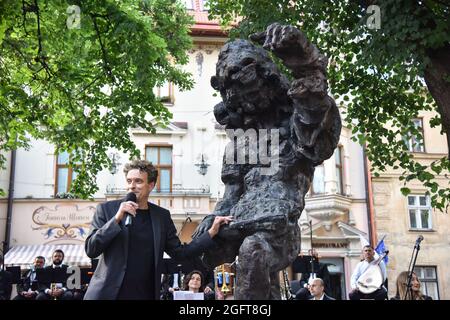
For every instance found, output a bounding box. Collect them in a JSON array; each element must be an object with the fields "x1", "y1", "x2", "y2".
[{"x1": 32, "y1": 204, "x2": 95, "y2": 241}]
